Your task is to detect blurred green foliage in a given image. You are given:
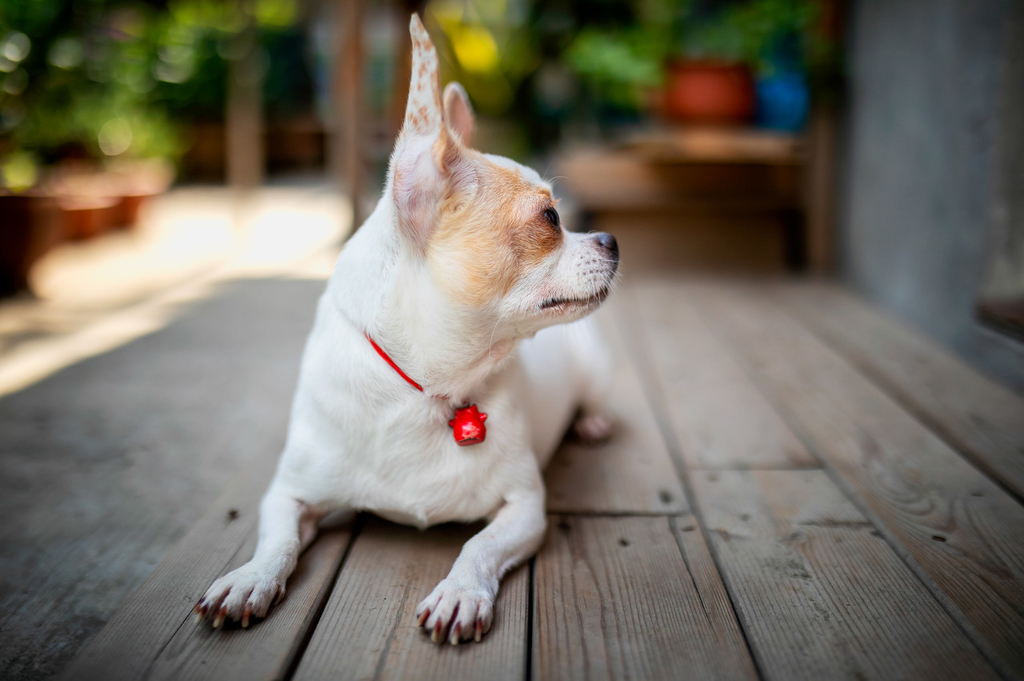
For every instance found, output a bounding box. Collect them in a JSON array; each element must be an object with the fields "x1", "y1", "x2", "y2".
[
  {"x1": 426, "y1": 0, "x2": 654, "y2": 150},
  {"x1": 0, "y1": 0, "x2": 839, "y2": 179},
  {"x1": 683, "y1": 0, "x2": 829, "y2": 71},
  {"x1": 564, "y1": 28, "x2": 665, "y2": 109},
  {"x1": 429, "y1": 0, "x2": 835, "y2": 125},
  {"x1": 0, "y1": 0, "x2": 311, "y2": 177}
]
